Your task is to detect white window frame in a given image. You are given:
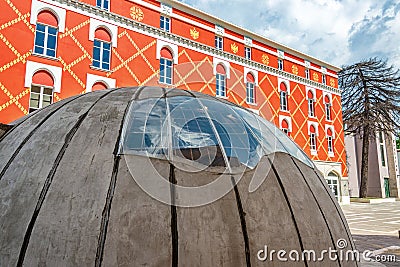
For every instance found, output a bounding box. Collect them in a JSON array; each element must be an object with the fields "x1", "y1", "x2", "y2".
[
  {"x1": 322, "y1": 74, "x2": 326, "y2": 85},
  {"x1": 159, "y1": 57, "x2": 173, "y2": 85},
  {"x1": 328, "y1": 136, "x2": 334, "y2": 153},
  {"x1": 96, "y1": 0, "x2": 110, "y2": 10},
  {"x1": 280, "y1": 90, "x2": 288, "y2": 111},
  {"x1": 278, "y1": 59, "x2": 284, "y2": 71},
  {"x1": 34, "y1": 23, "x2": 58, "y2": 58},
  {"x1": 216, "y1": 73, "x2": 226, "y2": 97},
  {"x1": 246, "y1": 81, "x2": 255, "y2": 104},
  {"x1": 160, "y1": 15, "x2": 170, "y2": 32},
  {"x1": 305, "y1": 68, "x2": 310, "y2": 80},
  {"x1": 29, "y1": 84, "x2": 54, "y2": 113},
  {"x1": 325, "y1": 102, "x2": 332, "y2": 121},
  {"x1": 92, "y1": 39, "x2": 111, "y2": 71},
  {"x1": 215, "y1": 35, "x2": 223, "y2": 50},
  {"x1": 310, "y1": 132, "x2": 317, "y2": 152},
  {"x1": 245, "y1": 46, "x2": 251, "y2": 60}
]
